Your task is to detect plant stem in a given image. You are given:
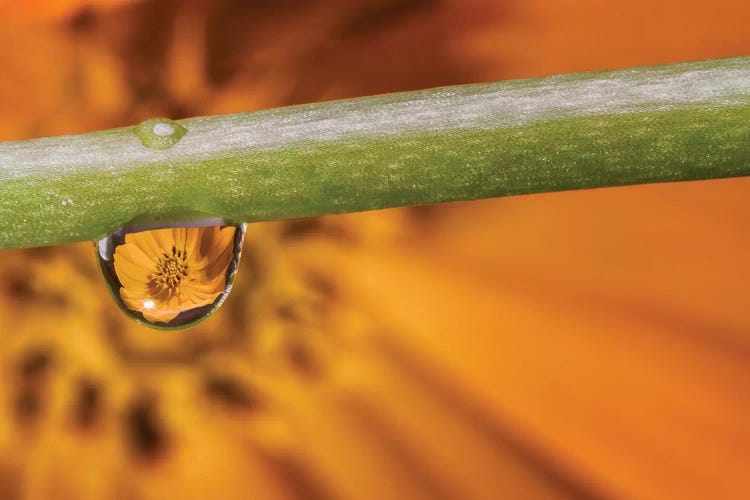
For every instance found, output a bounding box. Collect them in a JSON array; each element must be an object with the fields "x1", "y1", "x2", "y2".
[{"x1": 1, "y1": 56, "x2": 750, "y2": 249}]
